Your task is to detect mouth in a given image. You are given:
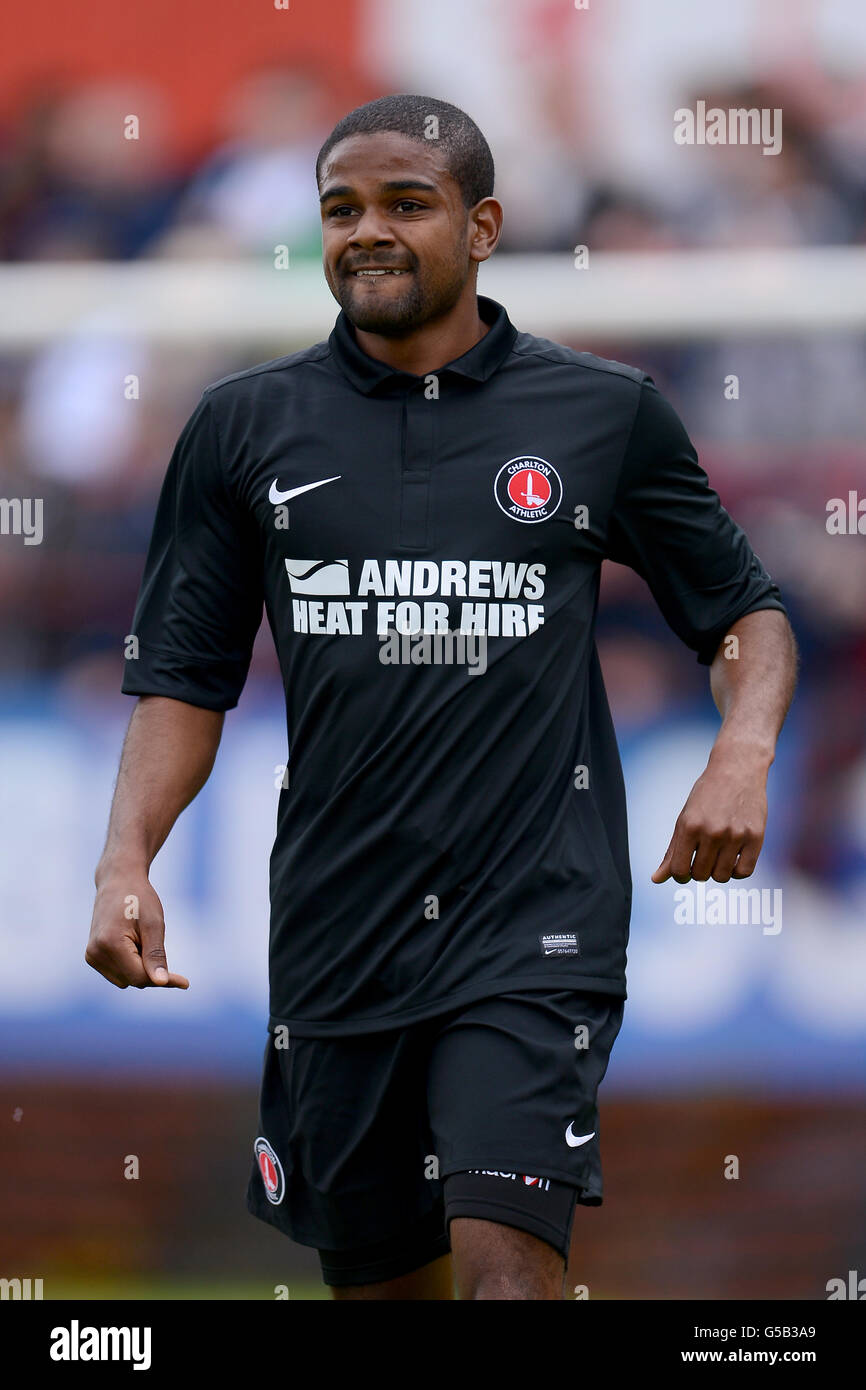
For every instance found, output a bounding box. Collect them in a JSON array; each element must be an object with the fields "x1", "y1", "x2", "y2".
[{"x1": 349, "y1": 268, "x2": 410, "y2": 279}]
